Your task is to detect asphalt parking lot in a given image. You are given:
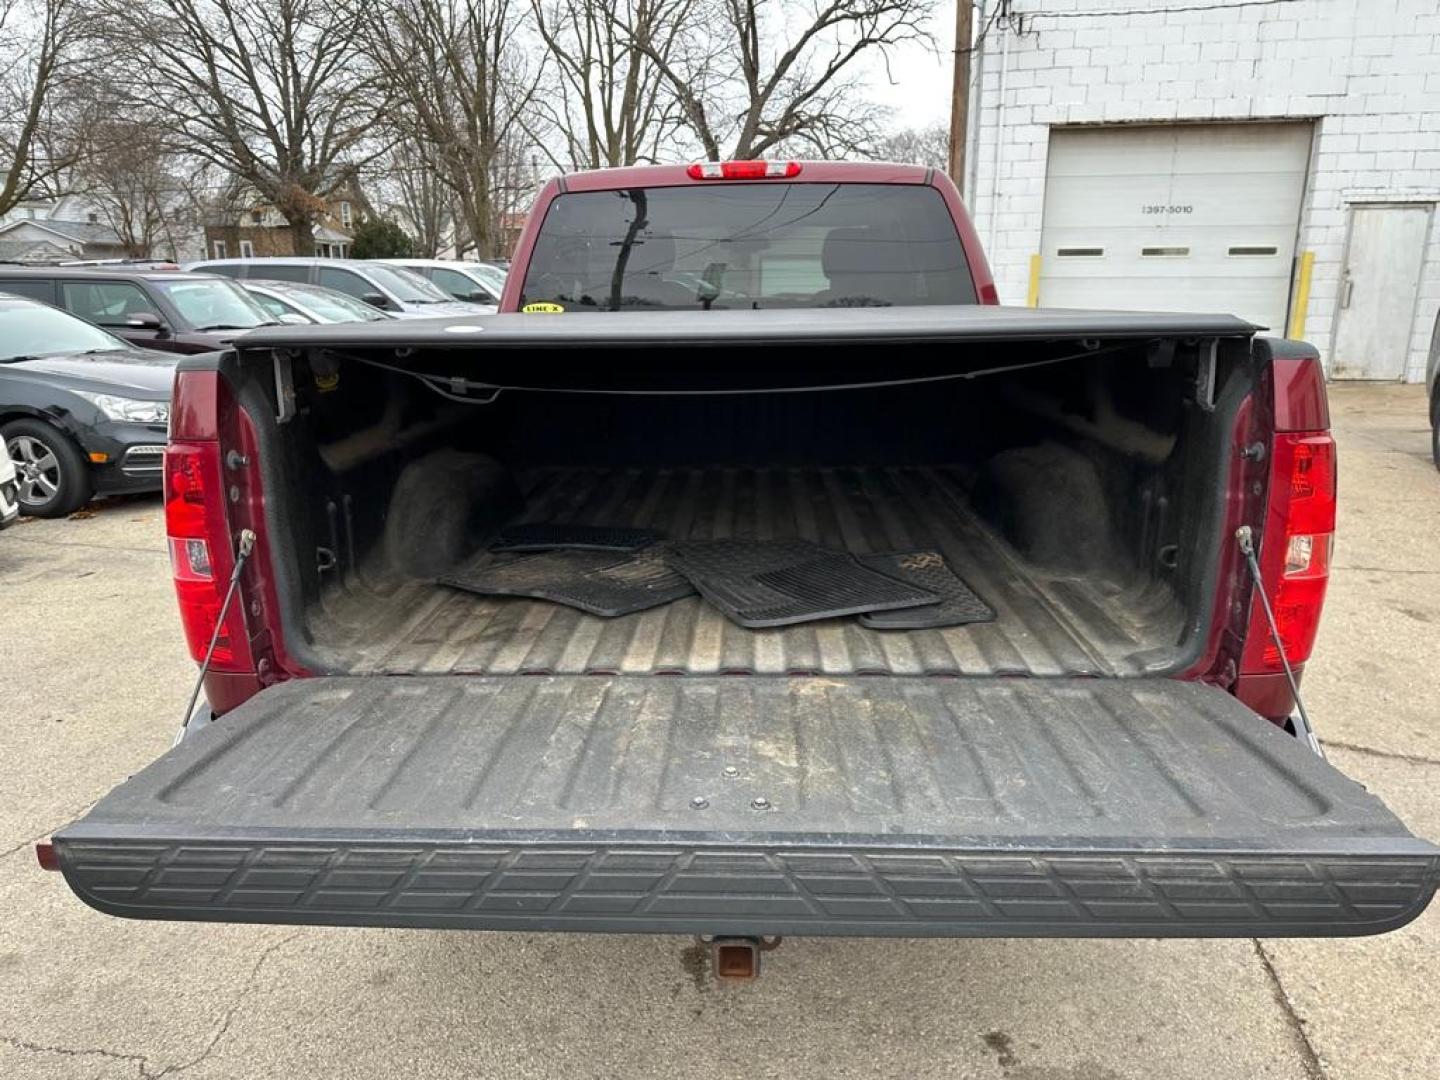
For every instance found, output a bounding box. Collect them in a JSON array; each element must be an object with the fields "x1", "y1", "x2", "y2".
[{"x1": 0, "y1": 383, "x2": 1435, "y2": 1080}]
